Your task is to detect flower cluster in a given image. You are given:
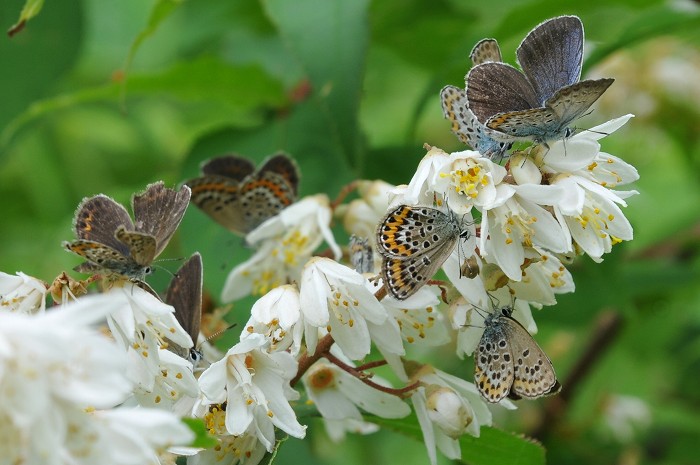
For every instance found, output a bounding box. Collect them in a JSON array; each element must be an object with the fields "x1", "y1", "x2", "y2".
[
  {"x1": 0, "y1": 15, "x2": 641, "y2": 465},
  {"x1": 0, "y1": 294, "x2": 193, "y2": 464}
]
